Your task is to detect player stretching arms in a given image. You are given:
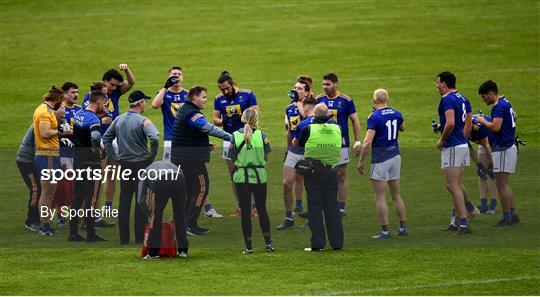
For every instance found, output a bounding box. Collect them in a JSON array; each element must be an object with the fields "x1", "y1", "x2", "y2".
[
  {"x1": 475, "y1": 80, "x2": 520, "y2": 226},
  {"x1": 151, "y1": 66, "x2": 222, "y2": 218},
  {"x1": 316, "y1": 73, "x2": 361, "y2": 217},
  {"x1": 435, "y1": 71, "x2": 473, "y2": 235},
  {"x1": 357, "y1": 89, "x2": 408, "y2": 238}
]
